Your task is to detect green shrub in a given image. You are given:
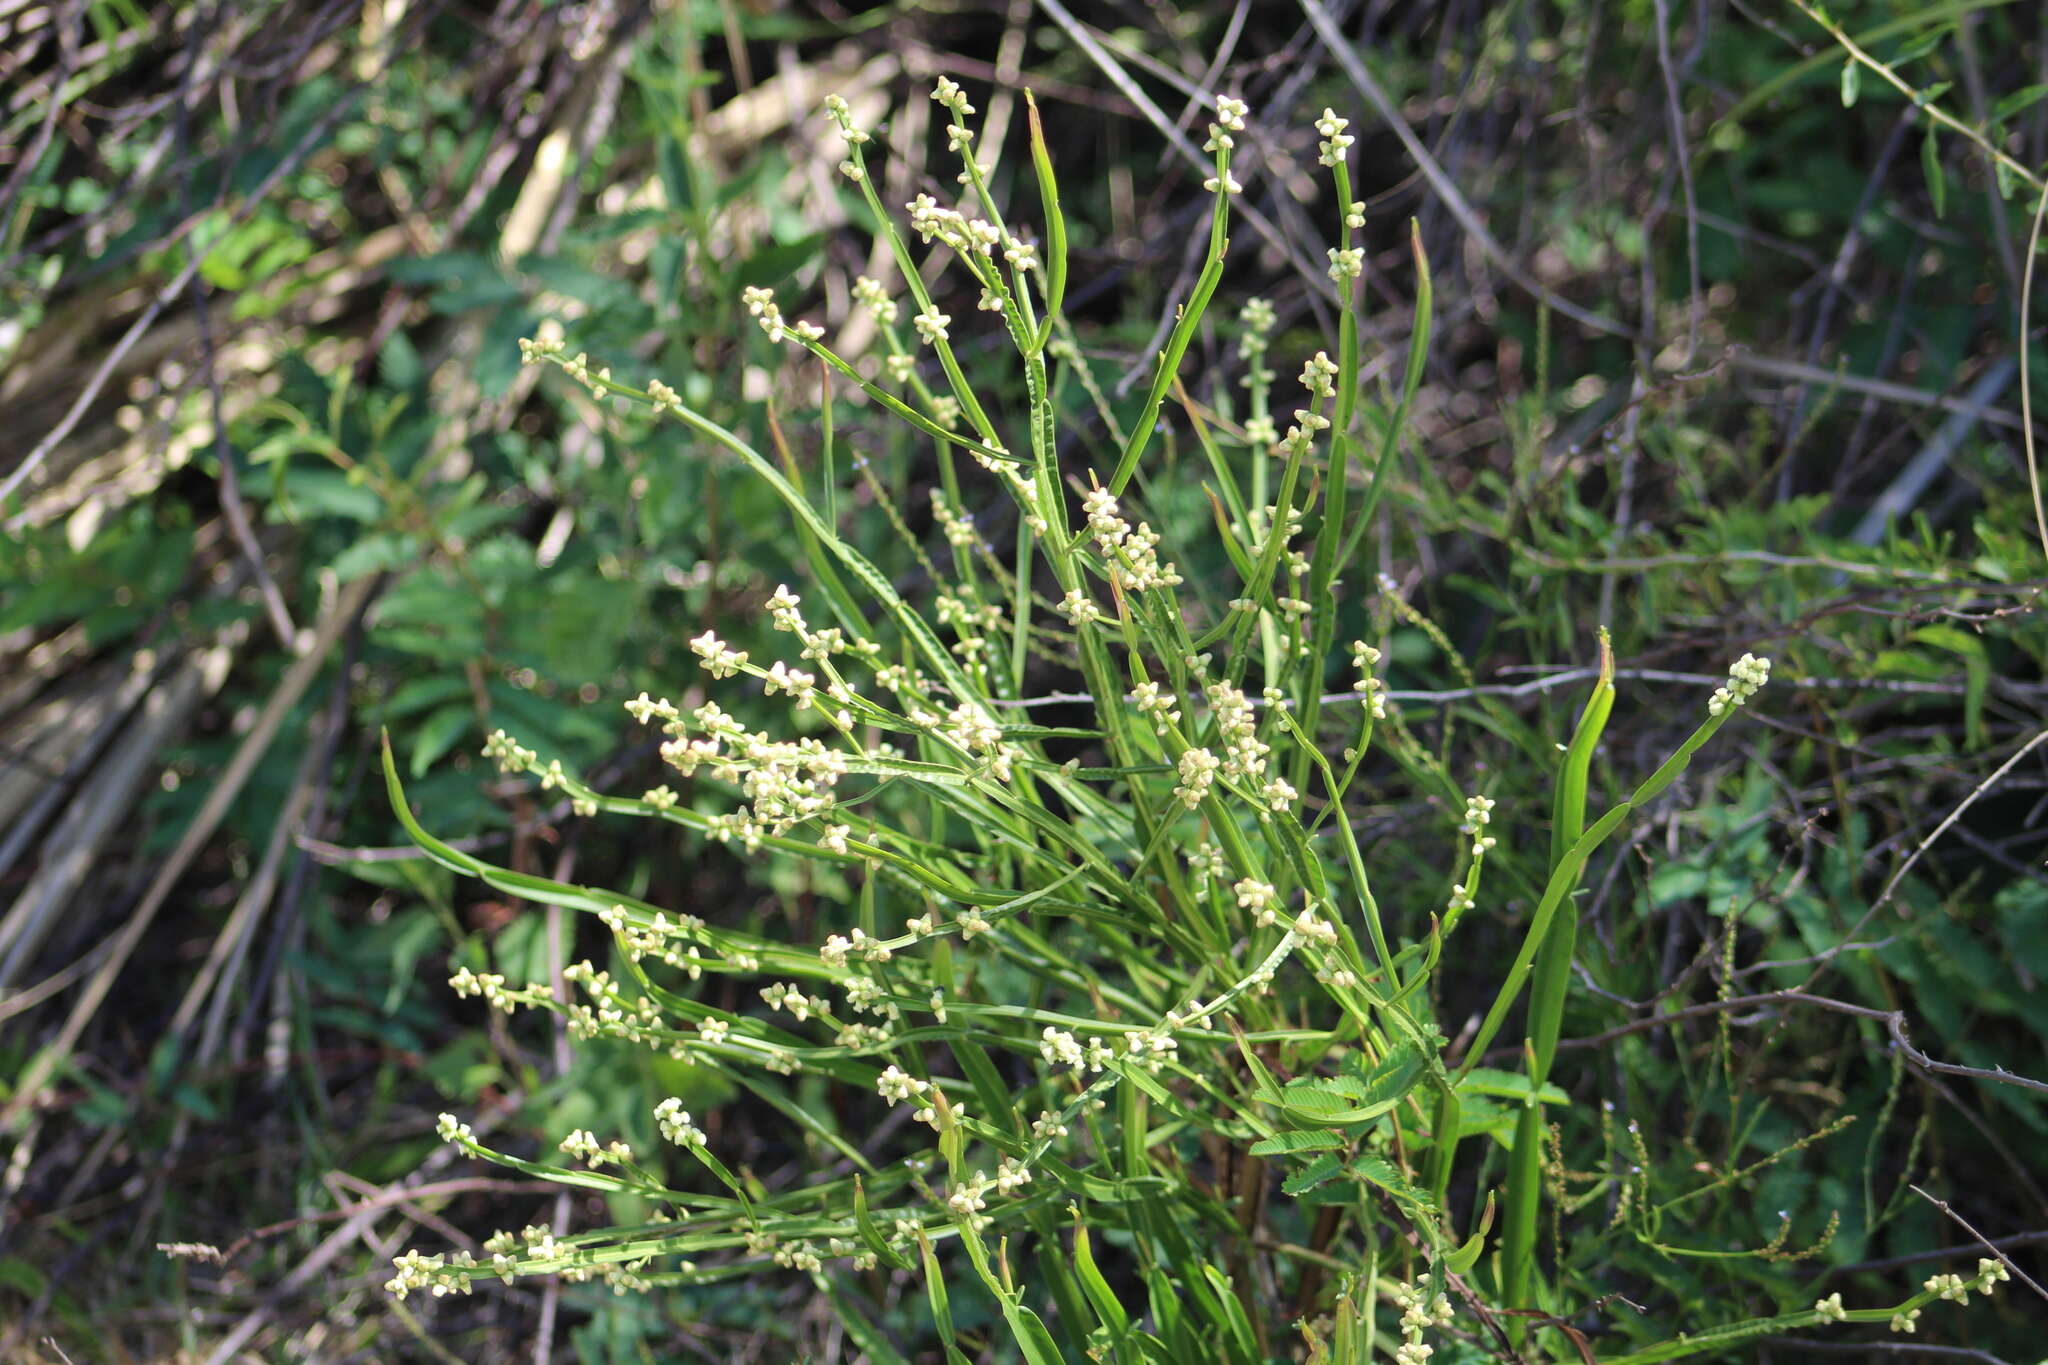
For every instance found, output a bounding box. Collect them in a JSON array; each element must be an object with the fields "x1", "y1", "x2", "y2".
[{"x1": 375, "y1": 81, "x2": 2019, "y2": 1362}]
